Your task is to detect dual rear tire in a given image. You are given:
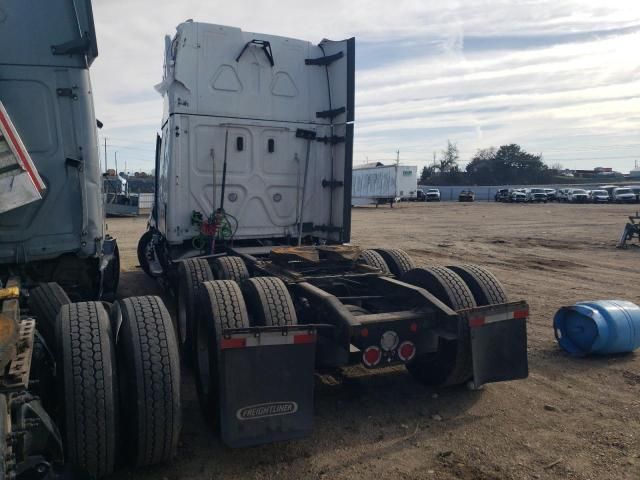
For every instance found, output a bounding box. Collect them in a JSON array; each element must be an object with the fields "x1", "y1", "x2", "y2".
[
  {"x1": 373, "y1": 248, "x2": 416, "y2": 276},
  {"x1": 401, "y1": 264, "x2": 509, "y2": 387},
  {"x1": 56, "y1": 296, "x2": 180, "y2": 477},
  {"x1": 357, "y1": 249, "x2": 509, "y2": 387},
  {"x1": 177, "y1": 256, "x2": 250, "y2": 366},
  {"x1": 194, "y1": 276, "x2": 297, "y2": 430},
  {"x1": 358, "y1": 248, "x2": 416, "y2": 276}
]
